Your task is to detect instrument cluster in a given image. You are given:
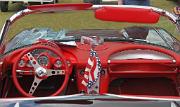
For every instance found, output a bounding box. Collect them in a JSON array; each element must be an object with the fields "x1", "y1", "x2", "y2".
[{"x1": 18, "y1": 49, "x2": 63, "y2": 69}]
